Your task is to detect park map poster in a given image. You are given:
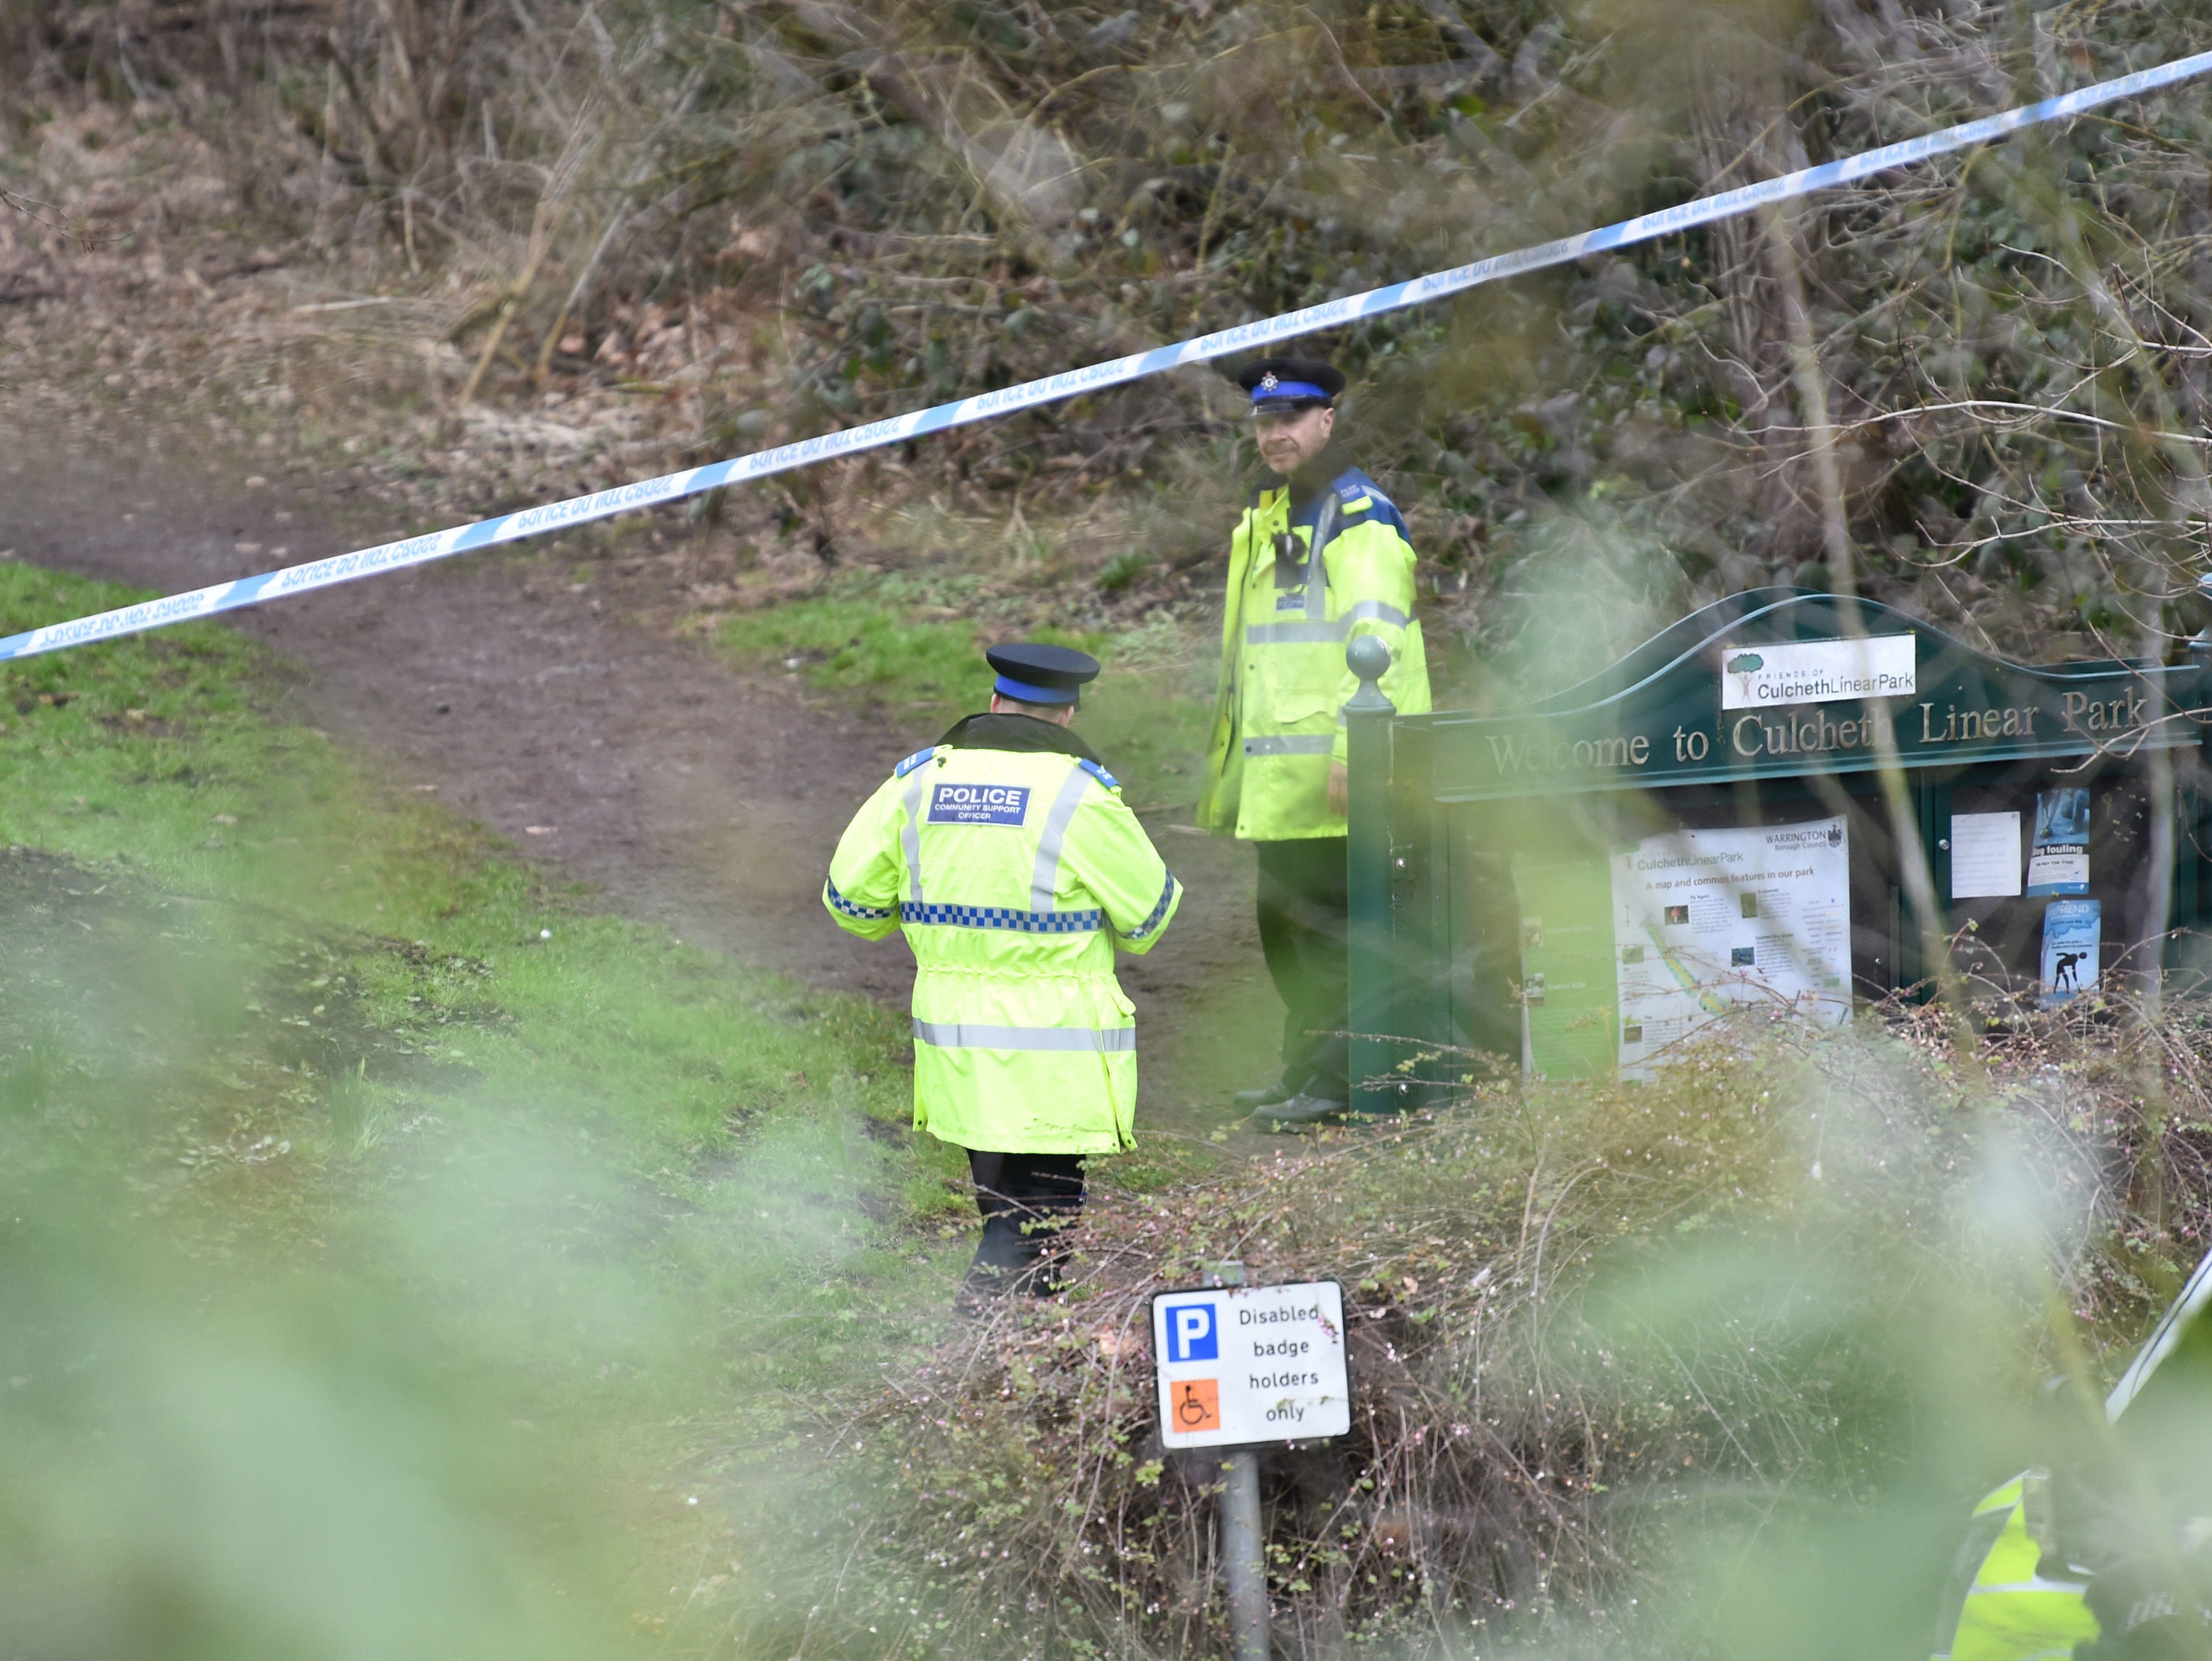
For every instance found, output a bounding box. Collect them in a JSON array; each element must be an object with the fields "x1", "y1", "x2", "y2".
[
  {"x1": 1611, "y1": 817, "x2": 1852, "y2": 1075},
  {"x1": 1515, "y1": 816, "x2": 1852, "y2": 1080}
]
